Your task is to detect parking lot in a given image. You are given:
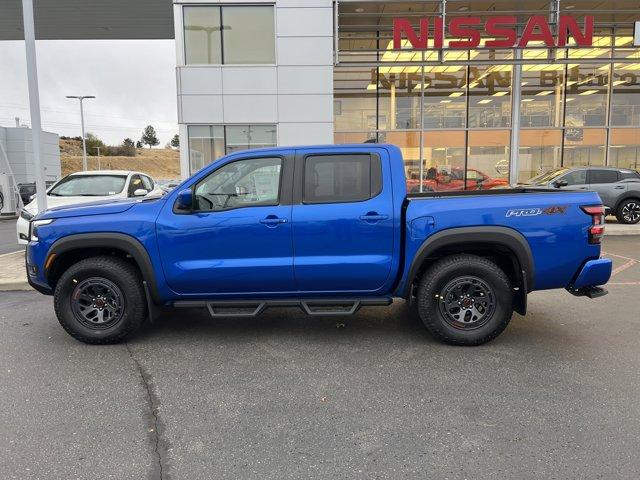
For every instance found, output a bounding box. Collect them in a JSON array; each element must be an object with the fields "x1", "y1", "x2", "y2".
[
  {"x1": 0, "y1": 219, "x2": 22, "y2": 255},
  {"x1": 1, "y1": 231, "x2": 639, "y2": 479}
]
